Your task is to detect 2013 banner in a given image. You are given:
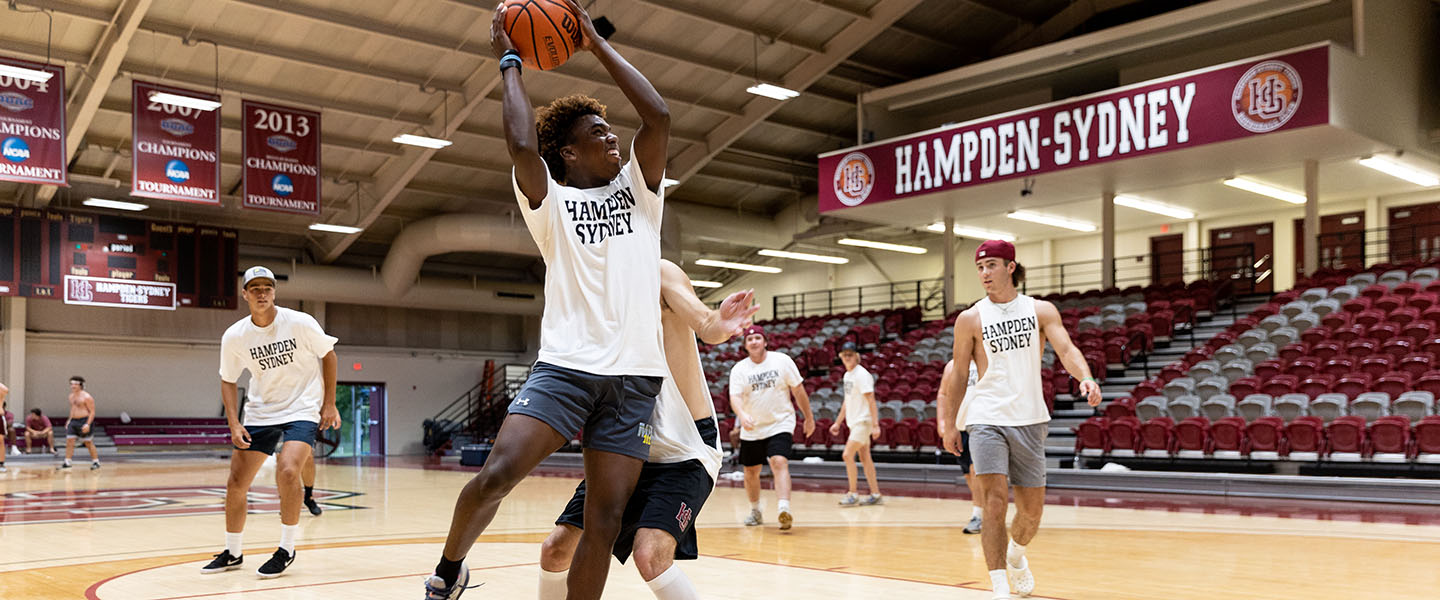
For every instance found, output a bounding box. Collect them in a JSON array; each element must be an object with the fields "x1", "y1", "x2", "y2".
[
  {"x1": 242, "y1": 99, "x2": 321, "y2": 215},
  {"x1": 0, "y1": 56, "x2": 67, "y2": 186},
  {"x1": 131, "y1": 80, "x2": 221, "y2": 205}
]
